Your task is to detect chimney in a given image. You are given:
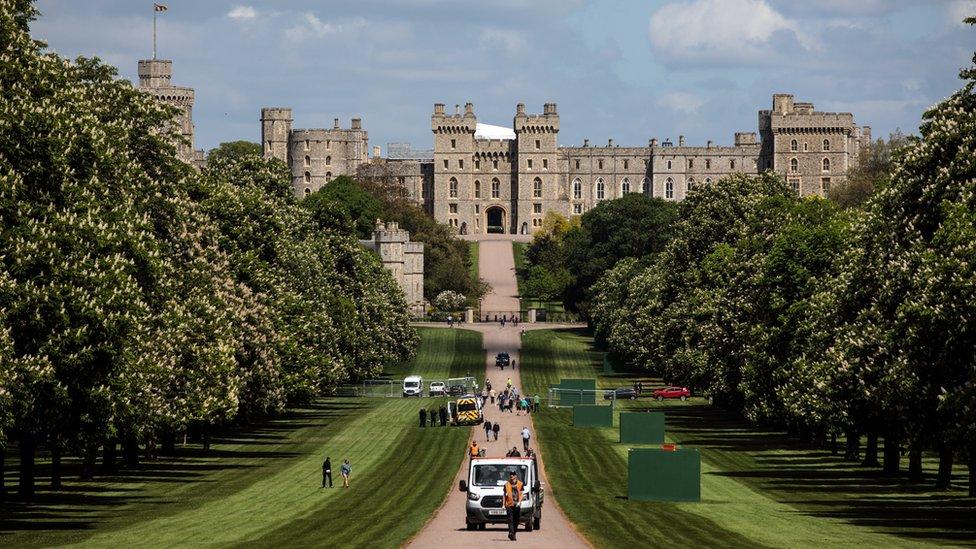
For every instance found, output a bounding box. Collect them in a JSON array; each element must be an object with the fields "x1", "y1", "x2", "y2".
[
  {"x1": 650, "y1": 138, "x2": 658, "y2": 147},
  {"x1": 455, "y1": 104, "x2": 460, "y2": 115},
  {"x1": 434, "y1": 103, "x2": 445, "y2": 115},
  {"x1": 608, "y1": 138, "x2": 614, "y2": 147},
  {"x1": 372, "y1": 145, "x2": 381, "y2": 158},
  {"x1": 465, "y1": 102, "x2": 473, "y2": 115},
  {"x1": 707, "y1": 140, "x2": 712, "y2": 148},
  {"x1": 351, "y1": 118, "x2": 362, "y2": 130},
  {"x1": 583, "y1": 138, "x2": 589, "y2": 147},
  {"x1": 516, "y1": 103, "x2": 525, "y2": 115},
  {"x1": 679, "y1": 135, "x2": 685, "y2": 147},
  {"x1": 334, "y1": 118, "x2": 340, "y2": 129}
]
